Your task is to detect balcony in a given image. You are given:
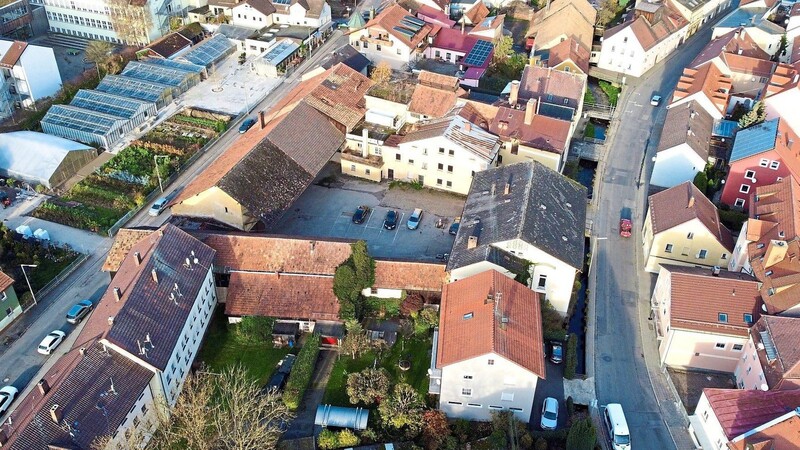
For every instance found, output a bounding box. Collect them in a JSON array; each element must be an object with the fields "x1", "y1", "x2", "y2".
[
  {"x1": 360, "y1": 34, "x2": 393, "y2": 47},
  {"x1": 341, "y1": 148, "x2": 383, "y2": 168}
]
